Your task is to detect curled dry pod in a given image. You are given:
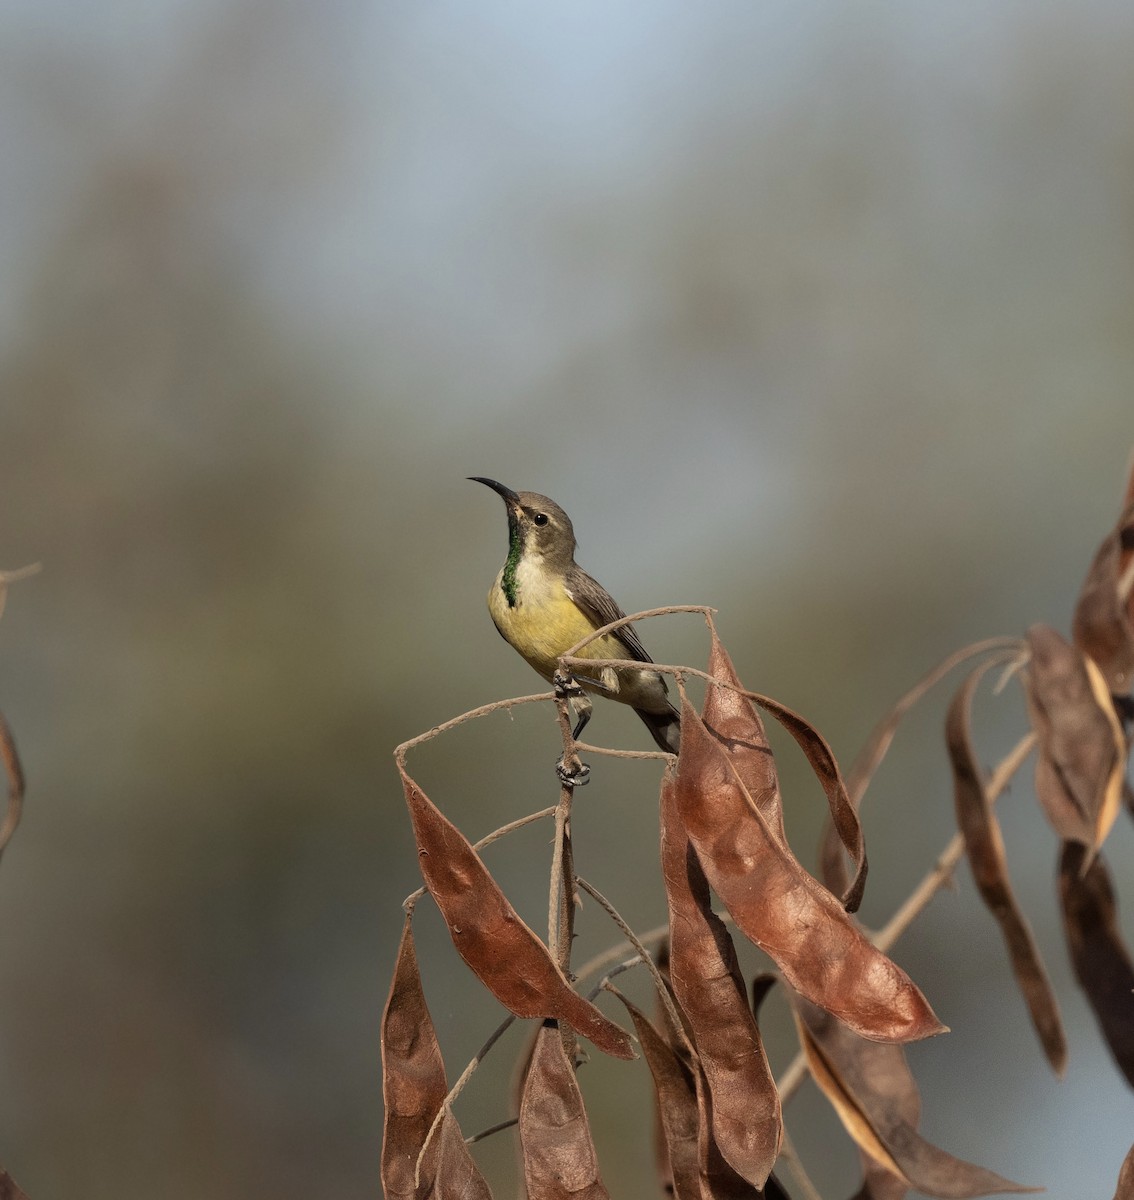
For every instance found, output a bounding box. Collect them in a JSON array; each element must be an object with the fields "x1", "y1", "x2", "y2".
[
  {"x1": 380, "y1": 913, "x2": 453, "y2": 1200},
  {"x1": 660, "y1": 766, "x2": 782, "y2": 1188},
  {"x1": 651, "y1": 950, "x2": 785, "y2": 1199},
  {"x1": 946, "y1": 658, "x2": 1068, "y2": 1075},
  {"x1": 1058, "y1": 843, "x2": 1134, "y2": 1088},
  {"x1": 839, "y1": 998, "x2": 922, "y2": 1200},
  {"x1": 672, "y1": 697, "x2": 944, "y2": 1044},
  {"x1": 748, "y1": 699, "x2": 866, "y2": 912},
  {"x1": 1024, "y1": 624, "x2": 1126, "y2": 855},
  {"x1": 791, "y1": 993, "x2": 1038, "y2": 1198},
  {"x1": 399, "y1": 769, "x2": 633, "y2": 1060},
  {"x1": 700, "y1": 631, "x2": 786, "y2": 843},
  {"x1": 518, "y1": 1021, "x2": 610, "y2": 1200},
  {"x1": 607, "y1": 985, "x2": 701, "y2": 1200},
  {"x1": 701, "y1": 630, "x2": 867, "y2": 911},
  {"x1": 1072, "y1": 496, "x2": 1134, "y2": 695}
]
